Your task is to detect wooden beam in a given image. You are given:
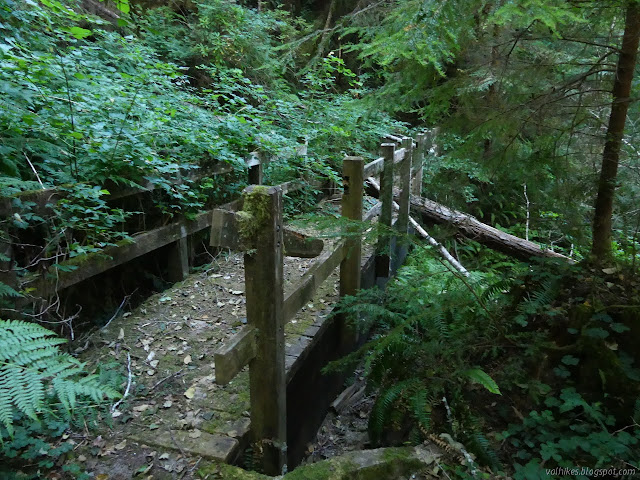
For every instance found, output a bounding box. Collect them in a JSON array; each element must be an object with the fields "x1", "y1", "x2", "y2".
[
  {"x1": 283, "y1": 240, "x2": 345, "y2": 323},
  {"x1": 210, "y1": 209, "x2": 323, "y2": 258},
  {"x1": 214, "y1": 325, "x2": 257, "y2": 385},
  {"x1": 393, "y1": 147, "x2": 407, "y2": 165},
  {"x1": 243, "y1": 185, "x2": 287, "y2": 476},
  {"x1": 363, "y1": 157, "x2": 384, "y2": 178},
  {"x1": 283, "y1": 230, "x2": 324, "y2": 258}
]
